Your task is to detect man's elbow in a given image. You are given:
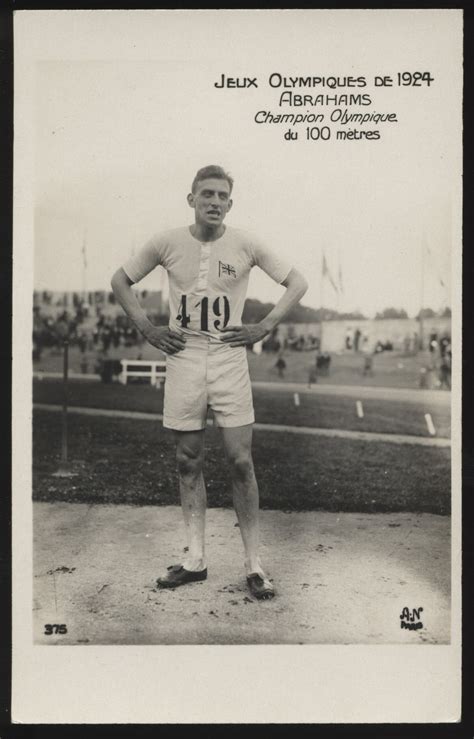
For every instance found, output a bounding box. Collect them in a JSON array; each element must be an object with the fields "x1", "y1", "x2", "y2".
[
  {"x1": 111, "y1": 267, "x2": 131, "y2": 293},
  {"x1": 295, "y1": 272, "x2": 309, "y2": 299},
  {"x1": 284, "y1": 268, "x2": 309, "y2": 299},
  {"x1": 110, "y1": 269, "x2": 121, "y2": 292}
]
